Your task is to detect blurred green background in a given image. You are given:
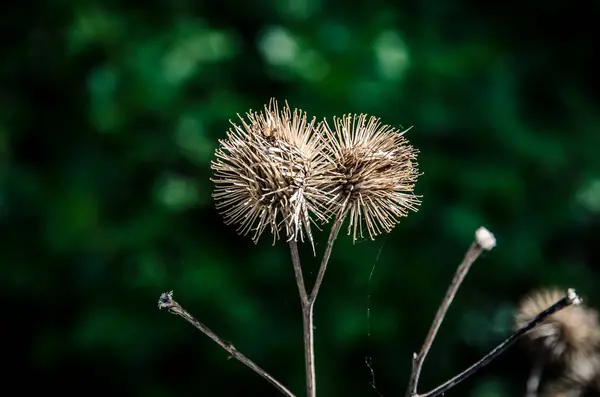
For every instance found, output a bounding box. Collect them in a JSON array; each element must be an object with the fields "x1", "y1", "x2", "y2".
[{"x1": 2, "y1": 1, "x2": 599, "y2": 396}]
